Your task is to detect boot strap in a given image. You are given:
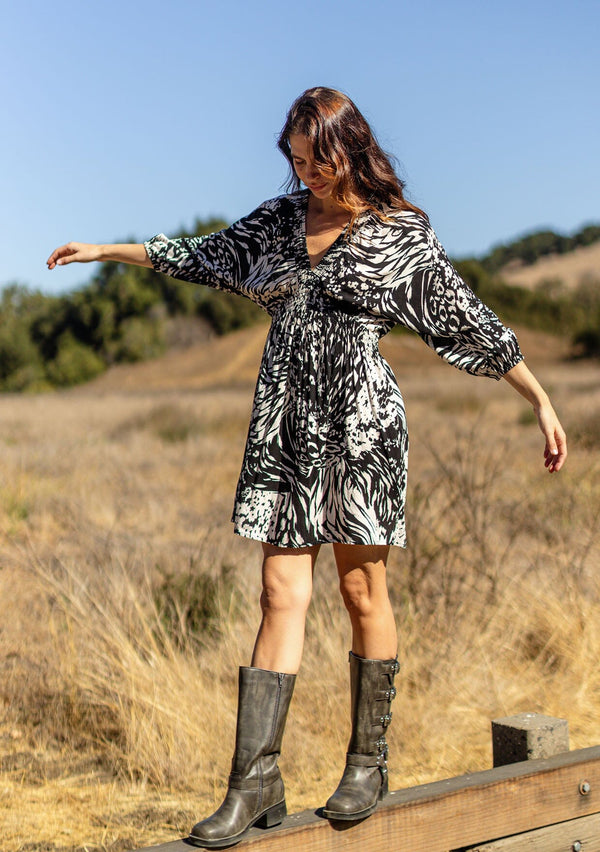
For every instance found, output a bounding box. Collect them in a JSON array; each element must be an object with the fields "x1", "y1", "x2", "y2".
[
  {"x1": 383, "y1": 659, "x2": 400, "y2": 676},
  {"x1": 346, "y1": 752, "x2": 388, "y2": 769},
  {"x1": 228, "y1": 771, "x2": 261, "y2": 791}
]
